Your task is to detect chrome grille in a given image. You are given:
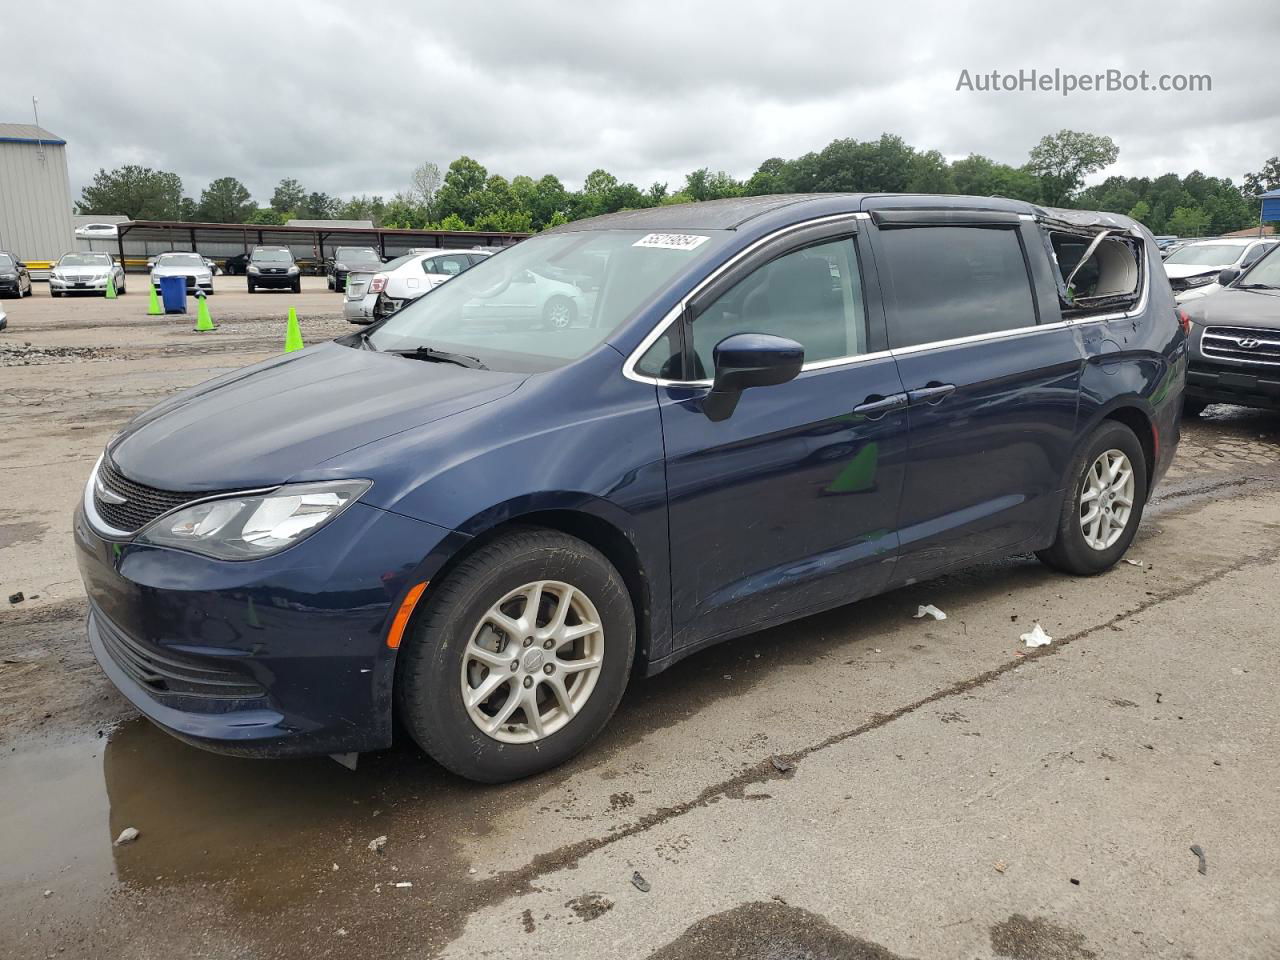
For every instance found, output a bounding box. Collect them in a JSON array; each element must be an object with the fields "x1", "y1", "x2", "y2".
[
  {"x1": 94, "y1": 457, "x2": 228, "y2": 533},
  {"x1": 1201, "y1": 326, "x2": 1280, "y2": 367}
]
